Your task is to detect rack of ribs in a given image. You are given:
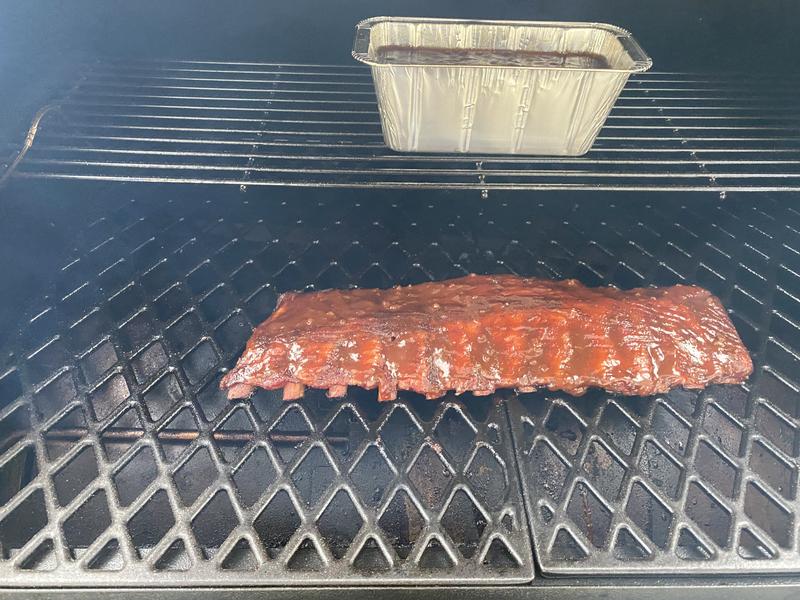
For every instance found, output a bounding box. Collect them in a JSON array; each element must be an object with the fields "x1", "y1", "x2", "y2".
[{"x1": 220, "y1": 274, "x2": 752, "y2": 401}]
